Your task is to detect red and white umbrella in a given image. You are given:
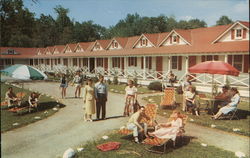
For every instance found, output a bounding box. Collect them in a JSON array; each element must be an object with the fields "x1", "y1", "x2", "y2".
[{"x1": 188, "y1": 61, "x2": 240, "y2": 95}]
